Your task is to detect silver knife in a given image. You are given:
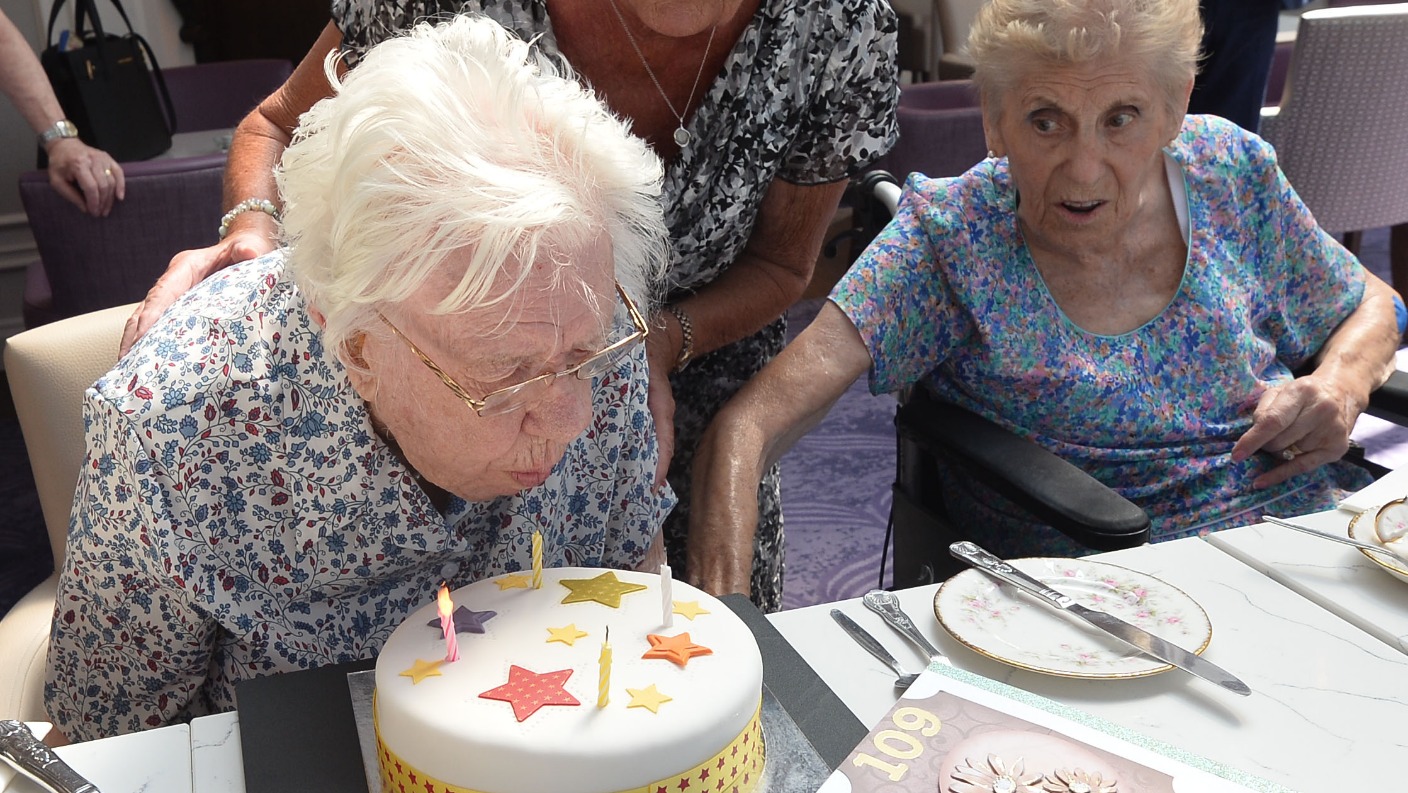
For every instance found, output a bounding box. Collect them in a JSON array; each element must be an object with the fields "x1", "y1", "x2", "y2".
[
  {"x1": 829, "y1": 609, "x2": 920, "y2": 688},
  {"x1": 0, "y1": 720, "x2": 102, "y2": 793},
  {"x1": 949, "y1": 542, "x2": 1252, "y2": 696}
]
